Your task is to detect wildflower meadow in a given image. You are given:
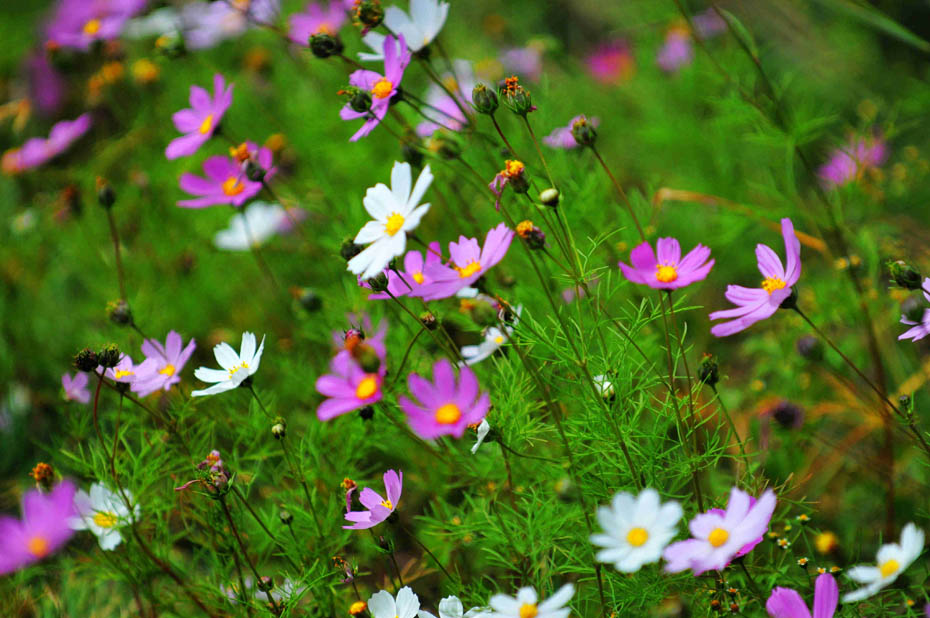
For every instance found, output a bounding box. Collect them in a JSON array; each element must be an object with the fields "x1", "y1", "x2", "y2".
[{"x1": 5, "y1": 0, "x2": 930, "y2": 616}]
